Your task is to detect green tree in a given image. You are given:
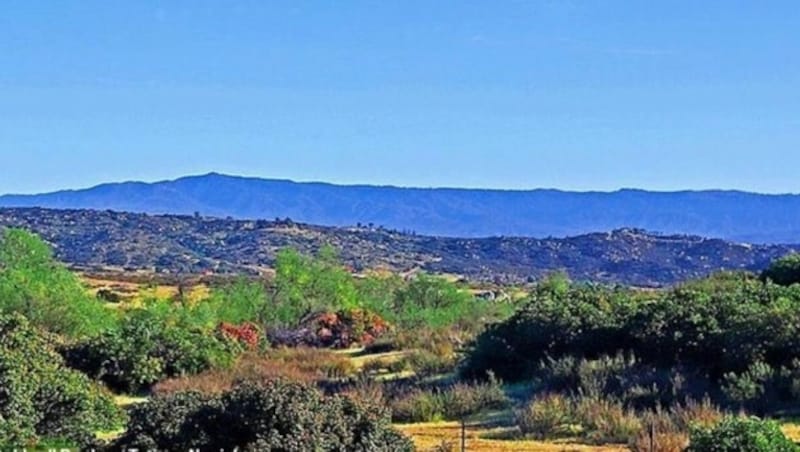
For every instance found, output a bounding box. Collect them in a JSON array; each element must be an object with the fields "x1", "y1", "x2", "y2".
[
  {"x1": 0, "y1": 228, "x2": 116, "y2": 338},
  {"x1": 688, "y1": 417, "x2": 798, "y2": 452},
  {"x1": 762, "y1": 253, "x2": 800, "y2": 286},
  {"x1": 207, "y1": 277, "x2": 270, "y2": 325},
  {"x1": 269, "y1": 246, "x2": 359, "y2": 327},
  {"x1": 65, "y1": 304, "x2": 241, "y2": 392},
  {"x1": 393, "y1": 274, "x2": 484, "y2": 329}
]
